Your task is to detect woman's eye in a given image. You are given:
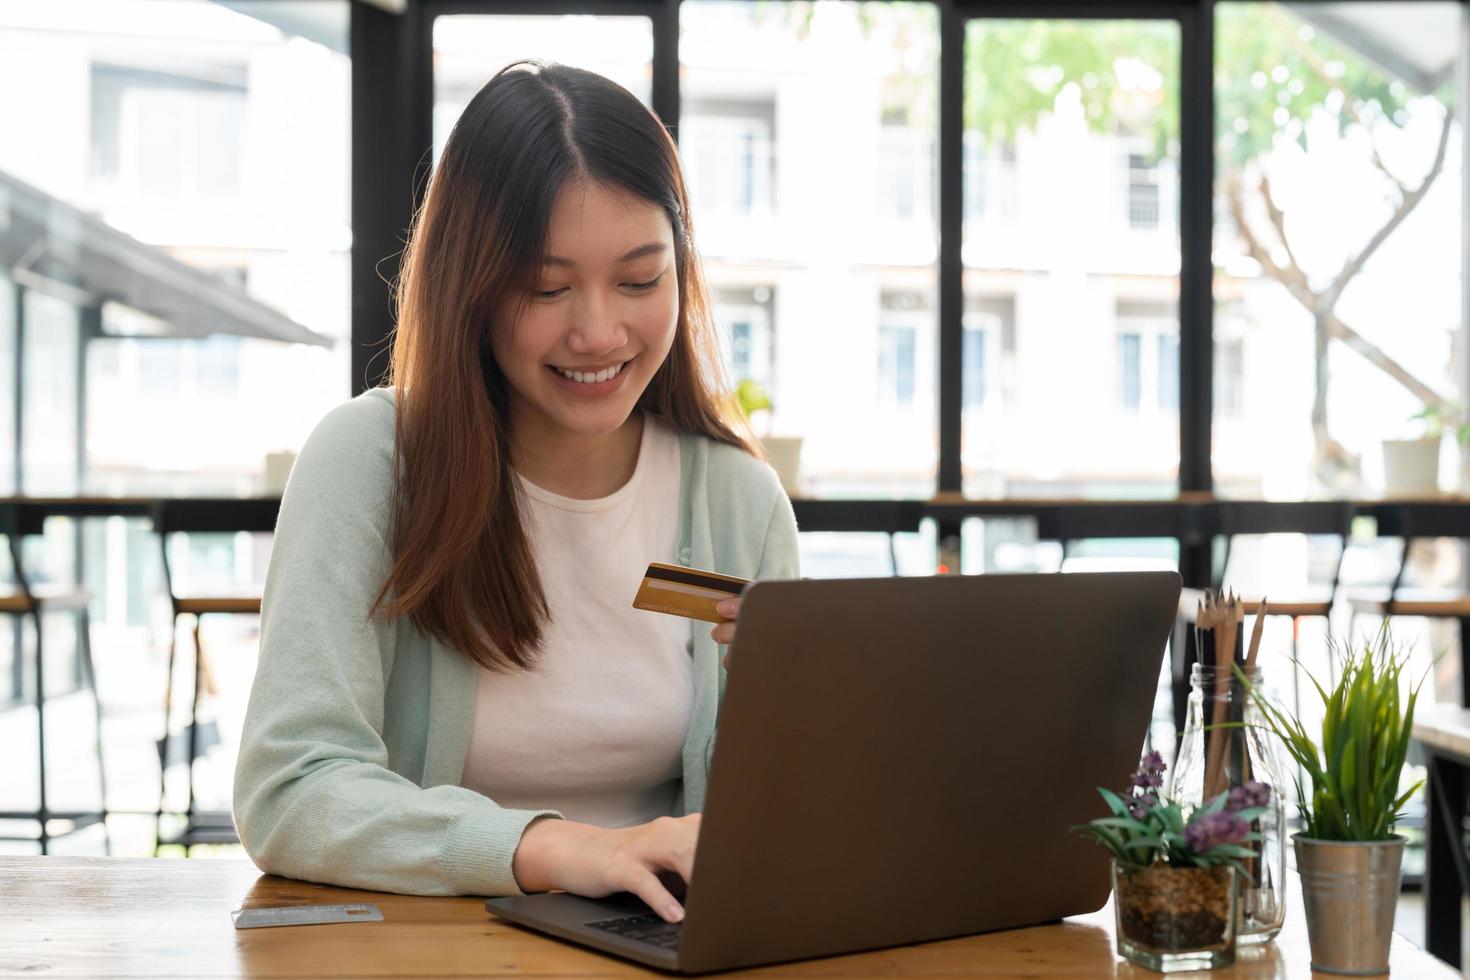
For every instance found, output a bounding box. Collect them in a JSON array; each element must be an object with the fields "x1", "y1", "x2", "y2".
[
  {"x1": 535, "y1": 287, "x2": 568, "y2": 299},
  {"x1": 625, "y1": 274, "x2": 664, "y2": 292}
]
